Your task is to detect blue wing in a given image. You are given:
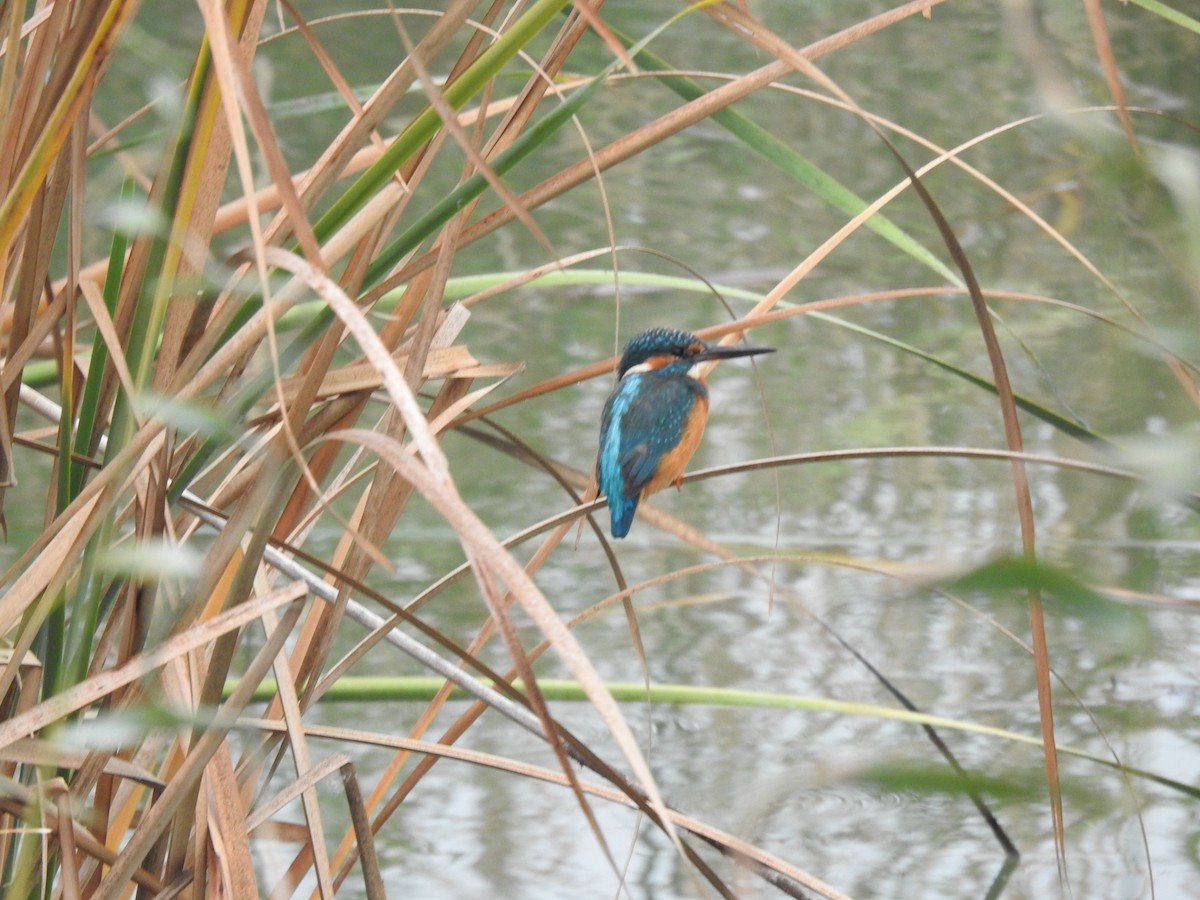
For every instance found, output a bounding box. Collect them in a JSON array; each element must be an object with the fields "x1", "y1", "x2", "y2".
[{"x1": 598, "y1": 374, "x2": 702, "y2": 537}]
